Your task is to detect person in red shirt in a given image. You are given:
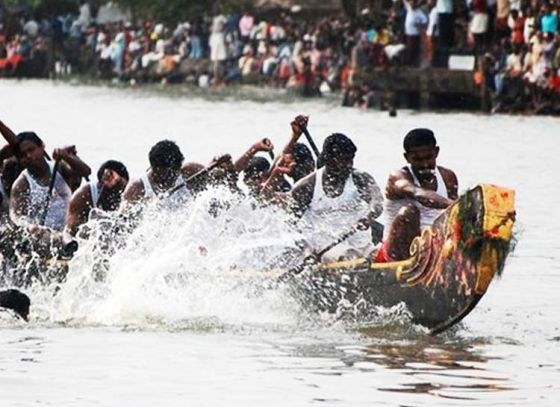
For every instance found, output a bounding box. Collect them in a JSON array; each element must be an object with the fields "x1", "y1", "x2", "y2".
[{"x1": 511, "y1": 10, "x2": 525, "y2": 45}]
